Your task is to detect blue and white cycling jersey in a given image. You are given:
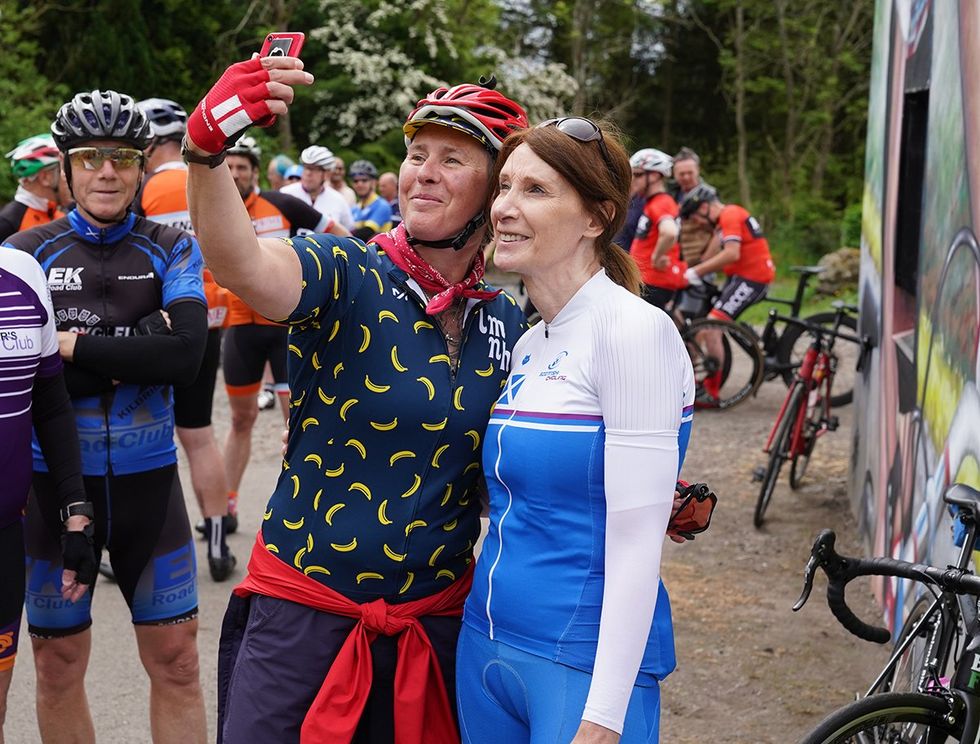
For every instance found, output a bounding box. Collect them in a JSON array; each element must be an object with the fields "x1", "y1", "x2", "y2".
[
  {"x1": 4, "y1": 209, "x2": 205, "y2": 475},
  {"x1": 463, "y1": 270, "x2": 695, "y2": 685}
]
